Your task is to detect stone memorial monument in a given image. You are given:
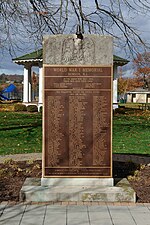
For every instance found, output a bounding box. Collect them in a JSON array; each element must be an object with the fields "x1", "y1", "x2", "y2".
[
  {"x1": 20, "y1": 34, "x2": 136, "y2": 202},
  {"x1": 42, "y1": 34, "x2": 113, "y2": 179}
]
